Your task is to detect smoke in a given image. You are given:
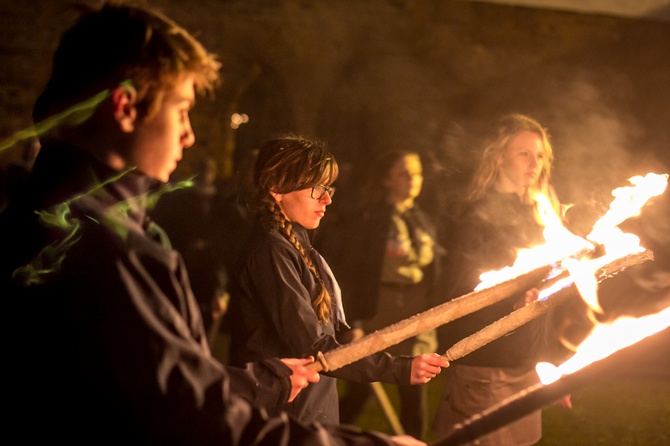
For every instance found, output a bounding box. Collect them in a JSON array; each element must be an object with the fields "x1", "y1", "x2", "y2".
[{"x1": 544, "y1": 73, "x2": 636, "y2": 204}]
